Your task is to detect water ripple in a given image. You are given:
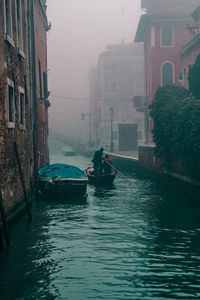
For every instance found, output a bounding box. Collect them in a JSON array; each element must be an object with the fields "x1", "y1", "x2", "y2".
[{"x1": 1, "y1": 154, "x2": 200, "y2": 299}]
